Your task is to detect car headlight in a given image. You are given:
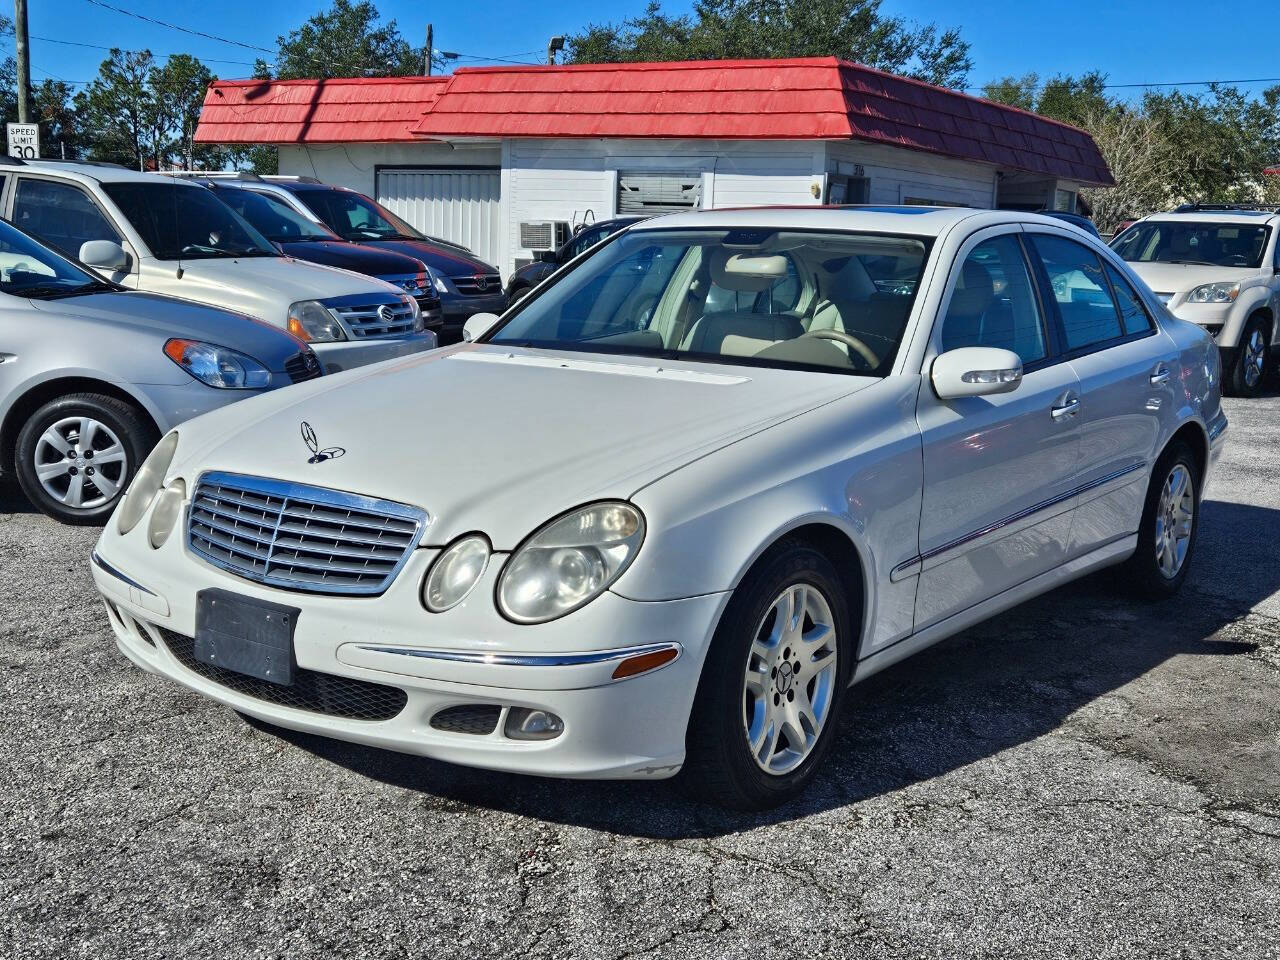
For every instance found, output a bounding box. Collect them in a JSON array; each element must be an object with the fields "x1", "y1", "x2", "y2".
[
  {"x1": 429, "y1": 269, "x2": 450, "y2": 294},
  {"x1": 163, "y1": 339, "x2": 271, "y2": 389},
  {"x1": 287, "y1": 300, "x2": 347, "y2": 342},
  {"x1": 116, "y1": 431, "x2": 179, "y2": 535},
  {"x1": 497, "y1": 502, "x2": 645, "y2": 623},
  {"x1": 147, "y1": 479, "x2": 187, "y2": 549},
  {"x1": 1186, "y1": 281, "x2": 1240, "y2": 304},
  {"x1": 423, "y1": 535, "x2": 491, "y2": 612}
]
